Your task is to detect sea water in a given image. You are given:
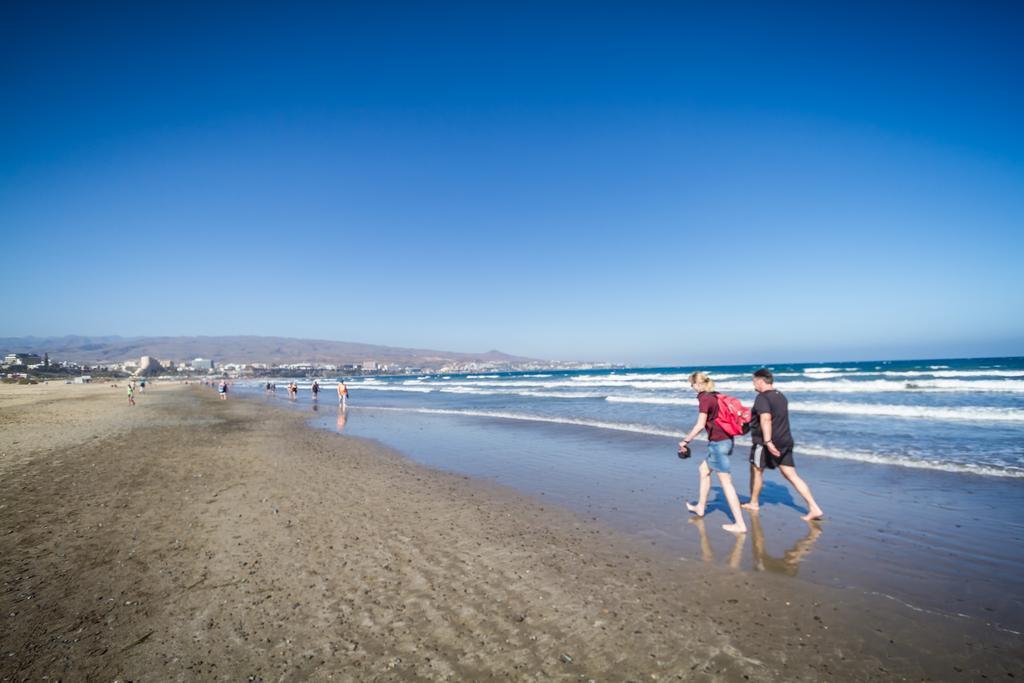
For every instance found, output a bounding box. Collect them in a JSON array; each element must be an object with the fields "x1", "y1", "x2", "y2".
[{"x1": 276, "y1": 356, "x2": 1024, "y2": 478}]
